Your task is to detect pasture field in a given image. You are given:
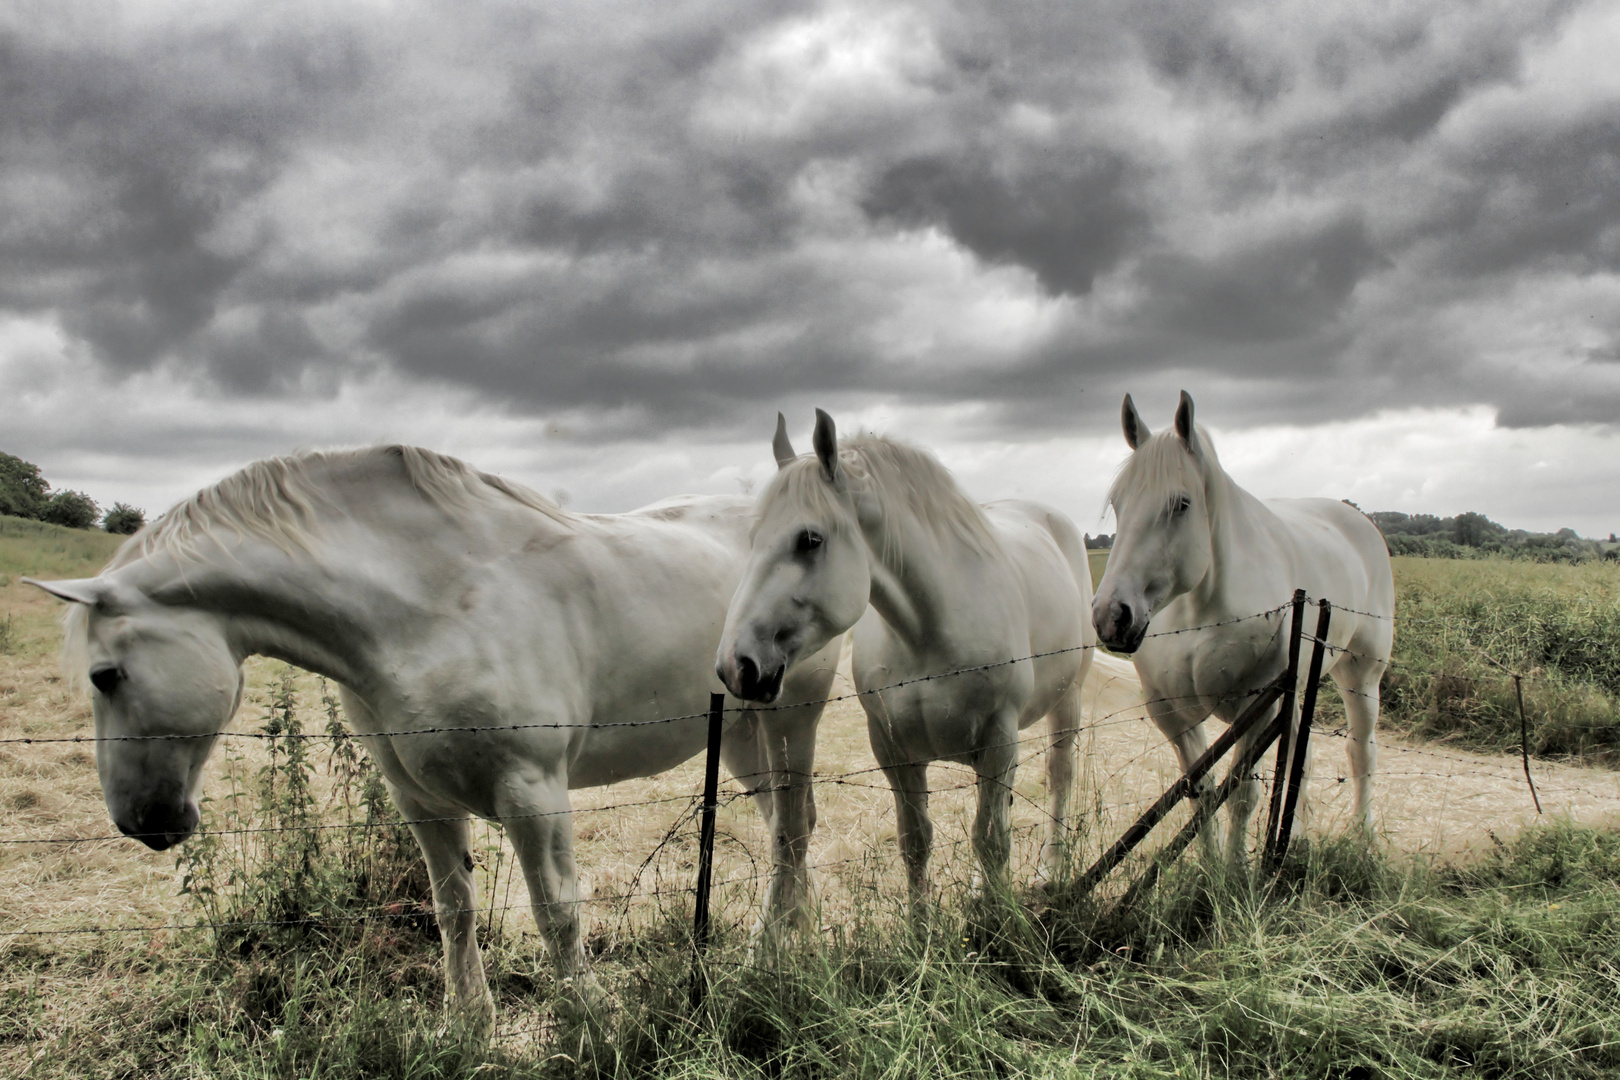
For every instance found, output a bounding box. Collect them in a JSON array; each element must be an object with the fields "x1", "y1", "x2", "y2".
[
  {"x1": 3, "y1": 528, "x2": 1620, "y2": 1078},
  {"x1": 1378, "y1": 557, "x2": 1620, "y2": 761}
]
